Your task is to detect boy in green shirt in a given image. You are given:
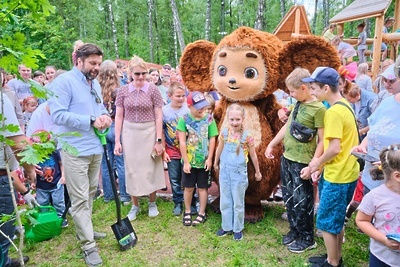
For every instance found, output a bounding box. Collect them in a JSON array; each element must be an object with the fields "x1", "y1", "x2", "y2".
[
  {"x1": 177, "y1": 91, "x2": 218, "y2": 226},
  {"x1": 266, "y1": 68, "x2": 326, "y2": 253}
]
